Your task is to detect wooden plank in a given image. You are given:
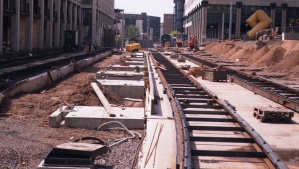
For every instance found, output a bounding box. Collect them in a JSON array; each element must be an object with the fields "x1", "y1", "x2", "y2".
[{"x1": 91, "y1": 82, "x2": 115, "y2": 117}]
